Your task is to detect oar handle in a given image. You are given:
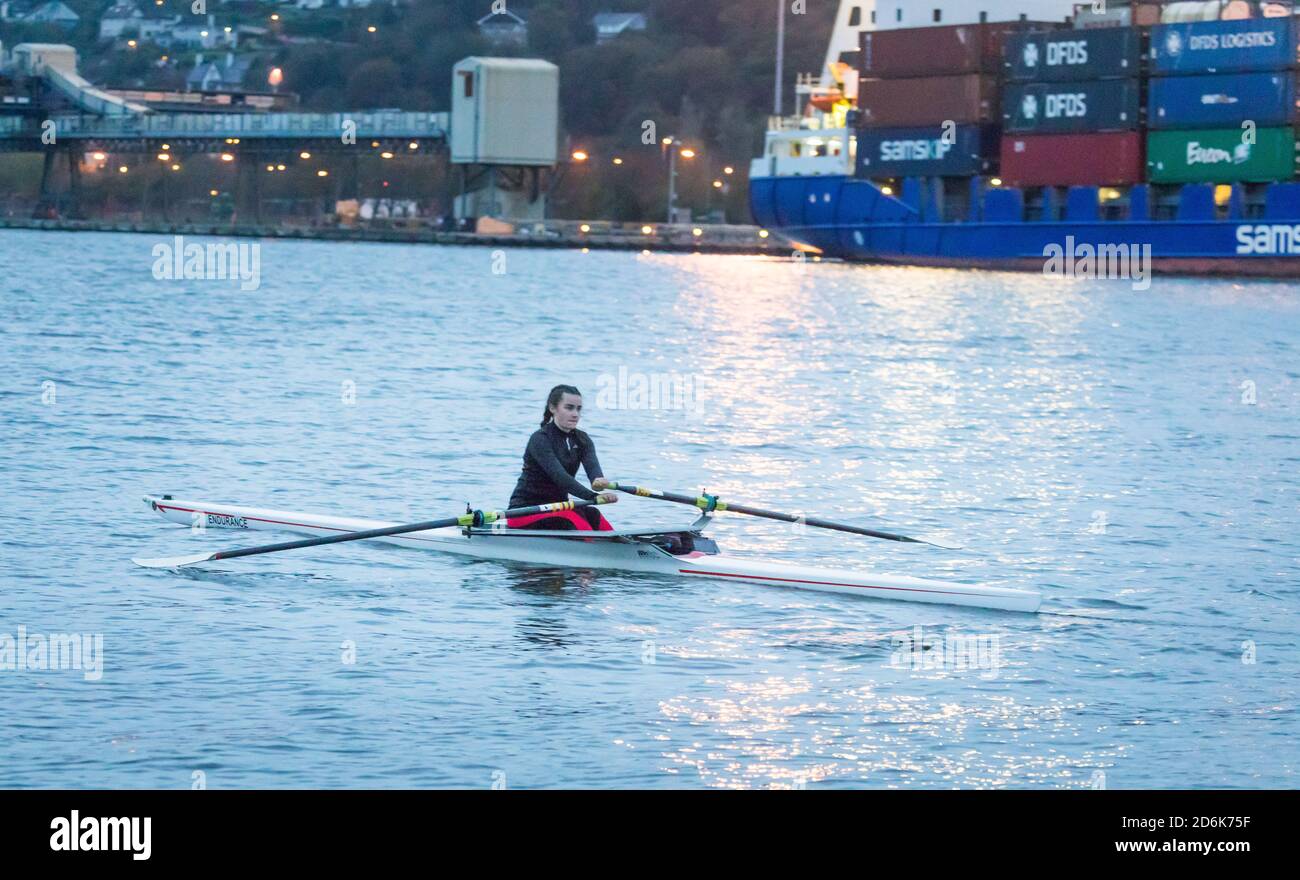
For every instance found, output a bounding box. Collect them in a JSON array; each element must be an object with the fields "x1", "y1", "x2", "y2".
[{"x1": 607, "y1": 483, "x2": 956, "y2": 548}]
